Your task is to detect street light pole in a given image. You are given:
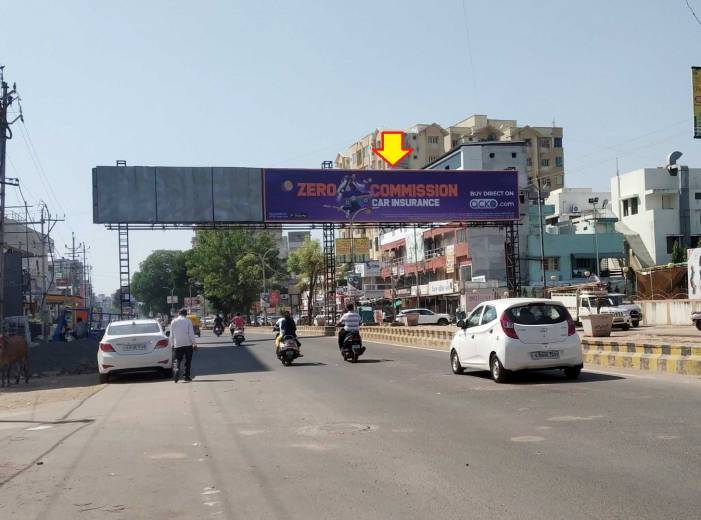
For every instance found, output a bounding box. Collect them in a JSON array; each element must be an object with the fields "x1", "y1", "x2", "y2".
[
  {"x1": 257, "y1": 248, "x2": 276, "y2": 324},
  {"x1": 588, "y1": 197, "x2": 600, "y2": 277},
  {"x1": 348, "y1": 207, "x2": 371, "y2": 306},
  {"x1": 531, "y1": 178, "x2": 548, "y2": 291}
]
